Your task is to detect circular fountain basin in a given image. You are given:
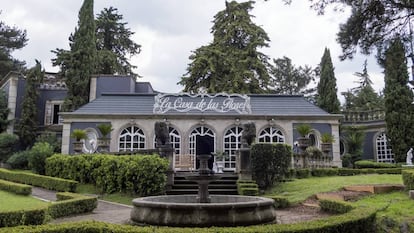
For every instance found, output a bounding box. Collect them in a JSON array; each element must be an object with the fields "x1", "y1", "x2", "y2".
[{"x1": 130, "y1": 195, "x2": 276, "y2": 227}]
